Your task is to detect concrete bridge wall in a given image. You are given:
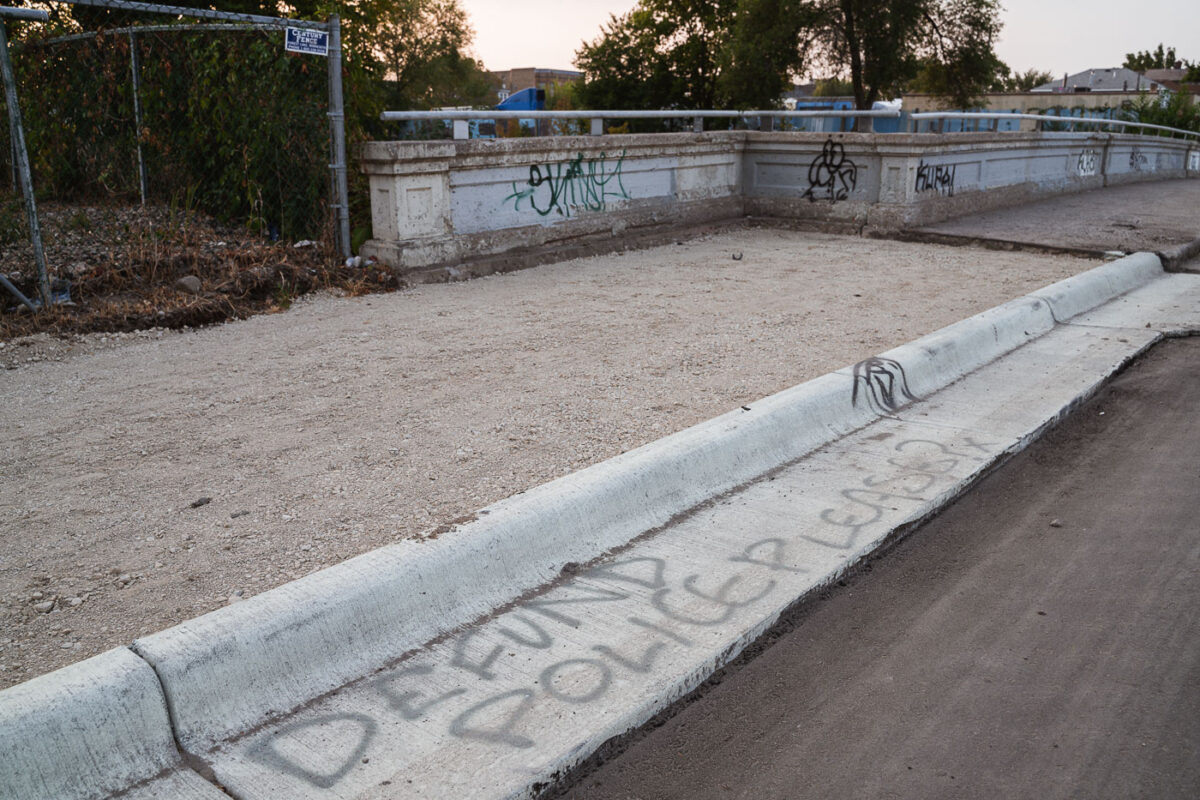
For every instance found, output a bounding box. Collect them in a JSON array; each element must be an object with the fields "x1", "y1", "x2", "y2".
[{"x1": 360, "y1": 131, "x2": 1199, "y2": 274}]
